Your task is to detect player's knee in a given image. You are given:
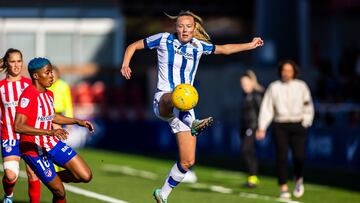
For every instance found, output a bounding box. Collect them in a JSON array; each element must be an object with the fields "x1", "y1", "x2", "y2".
[
  {"x1": 52, "y1": 188, "x2": 66, "y2": 199},
  {"x1": 161, "y1": 93, "x2": 172, "y2": 105},
  {"x1": 80, "y1": 170, "x2": 92, "y2": 183},
  {"x1": 4, "y1": 171, "x2": 17, "y2": 182},
  {"x1": 4, "y1": 161, "x2": 20, "y2": 182}
]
